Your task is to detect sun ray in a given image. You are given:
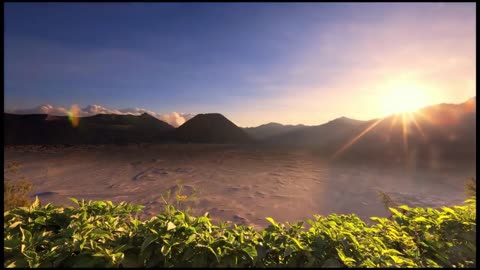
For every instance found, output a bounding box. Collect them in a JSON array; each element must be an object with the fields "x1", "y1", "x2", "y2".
[
  {"x1": 402, "y1": 112, "x2": 408, "y2": 158},
  {"x1": 413, "y1": 110, "x2": 434, "y2": 125},
  {"x1": 389, "y1": 114, "x2": 399, "y2": 133},
  {"x1": 331, "y1": 118, "x2": 384, "y2": 160},
  {"x1": 408, "y1": 112, "x2": 426, "y2": 140}
]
